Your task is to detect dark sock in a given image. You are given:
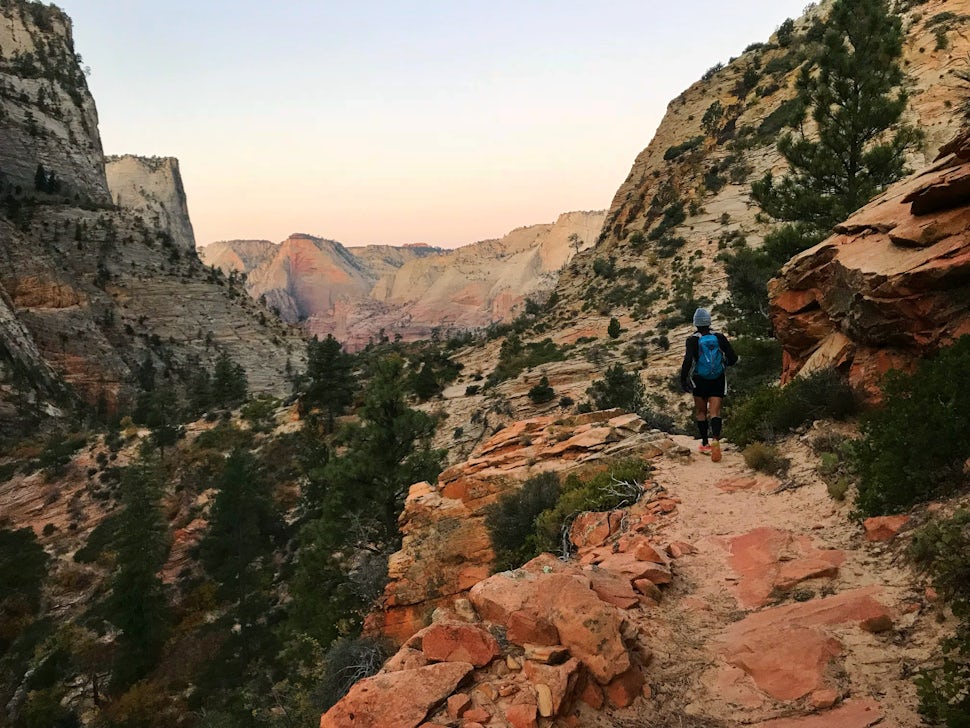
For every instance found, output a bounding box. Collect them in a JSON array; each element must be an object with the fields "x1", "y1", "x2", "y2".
[
  {"x1": 711, "y1": 417, "x2": 722, "y2": 439},
  {"x1": 697, "y1": 420, "x2": 709, "y2": 445}
]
